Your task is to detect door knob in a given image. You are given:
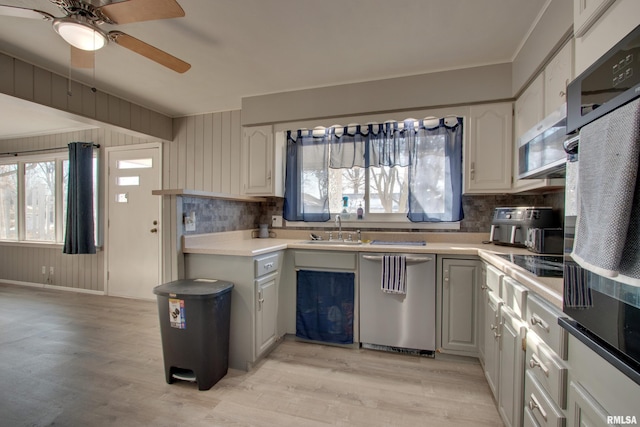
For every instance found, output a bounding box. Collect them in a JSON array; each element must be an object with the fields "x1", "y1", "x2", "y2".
[{"x1": 150, "y1": 228, "x2": 158, "y2": 233}]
